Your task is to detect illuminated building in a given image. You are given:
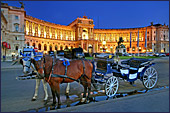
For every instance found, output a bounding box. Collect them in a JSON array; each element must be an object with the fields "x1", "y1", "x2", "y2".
[
  {"x1": 25, "y1": 15, "x2": 169, "y2": 54},
  {"x1": 1, "y1": 3, "x2": 169, "y2": 60}
]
